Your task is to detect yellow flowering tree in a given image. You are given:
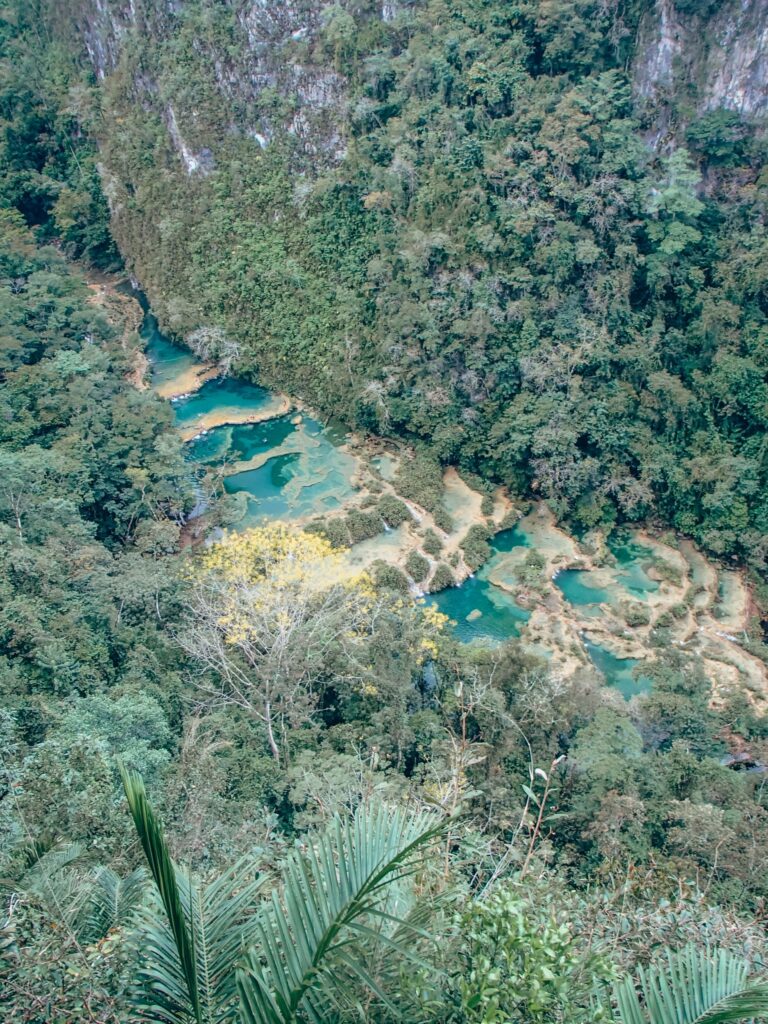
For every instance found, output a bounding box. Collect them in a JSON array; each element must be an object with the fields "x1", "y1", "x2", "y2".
[{"x1": 181, "y1": 523, "x2": 376, "y2": 763}]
